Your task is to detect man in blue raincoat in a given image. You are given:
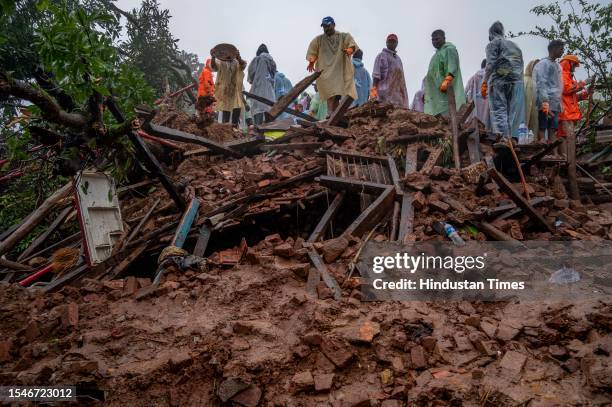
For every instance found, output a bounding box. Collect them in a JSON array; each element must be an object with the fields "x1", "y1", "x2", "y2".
[
  {"x1": 351, "y1": 49, "x2": 371, "y2": 106},
  {"x1": 481, "y1": 21, "x2": 525, "y2": 139}
]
